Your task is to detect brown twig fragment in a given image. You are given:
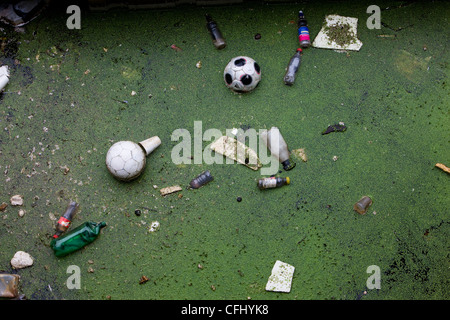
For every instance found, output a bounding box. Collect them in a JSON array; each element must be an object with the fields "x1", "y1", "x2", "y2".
[{"x1": 435, "y1": 163, "x2": 450, "y2": 174}]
